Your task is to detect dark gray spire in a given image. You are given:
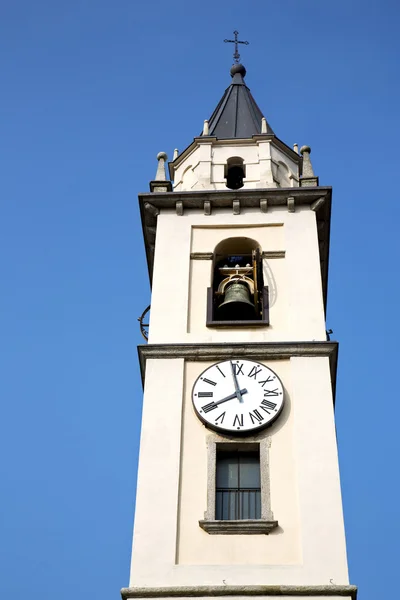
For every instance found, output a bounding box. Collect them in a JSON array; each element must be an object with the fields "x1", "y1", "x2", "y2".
[{"x1": 205, "y1": 64, "x2": 274, "y2": 139}]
